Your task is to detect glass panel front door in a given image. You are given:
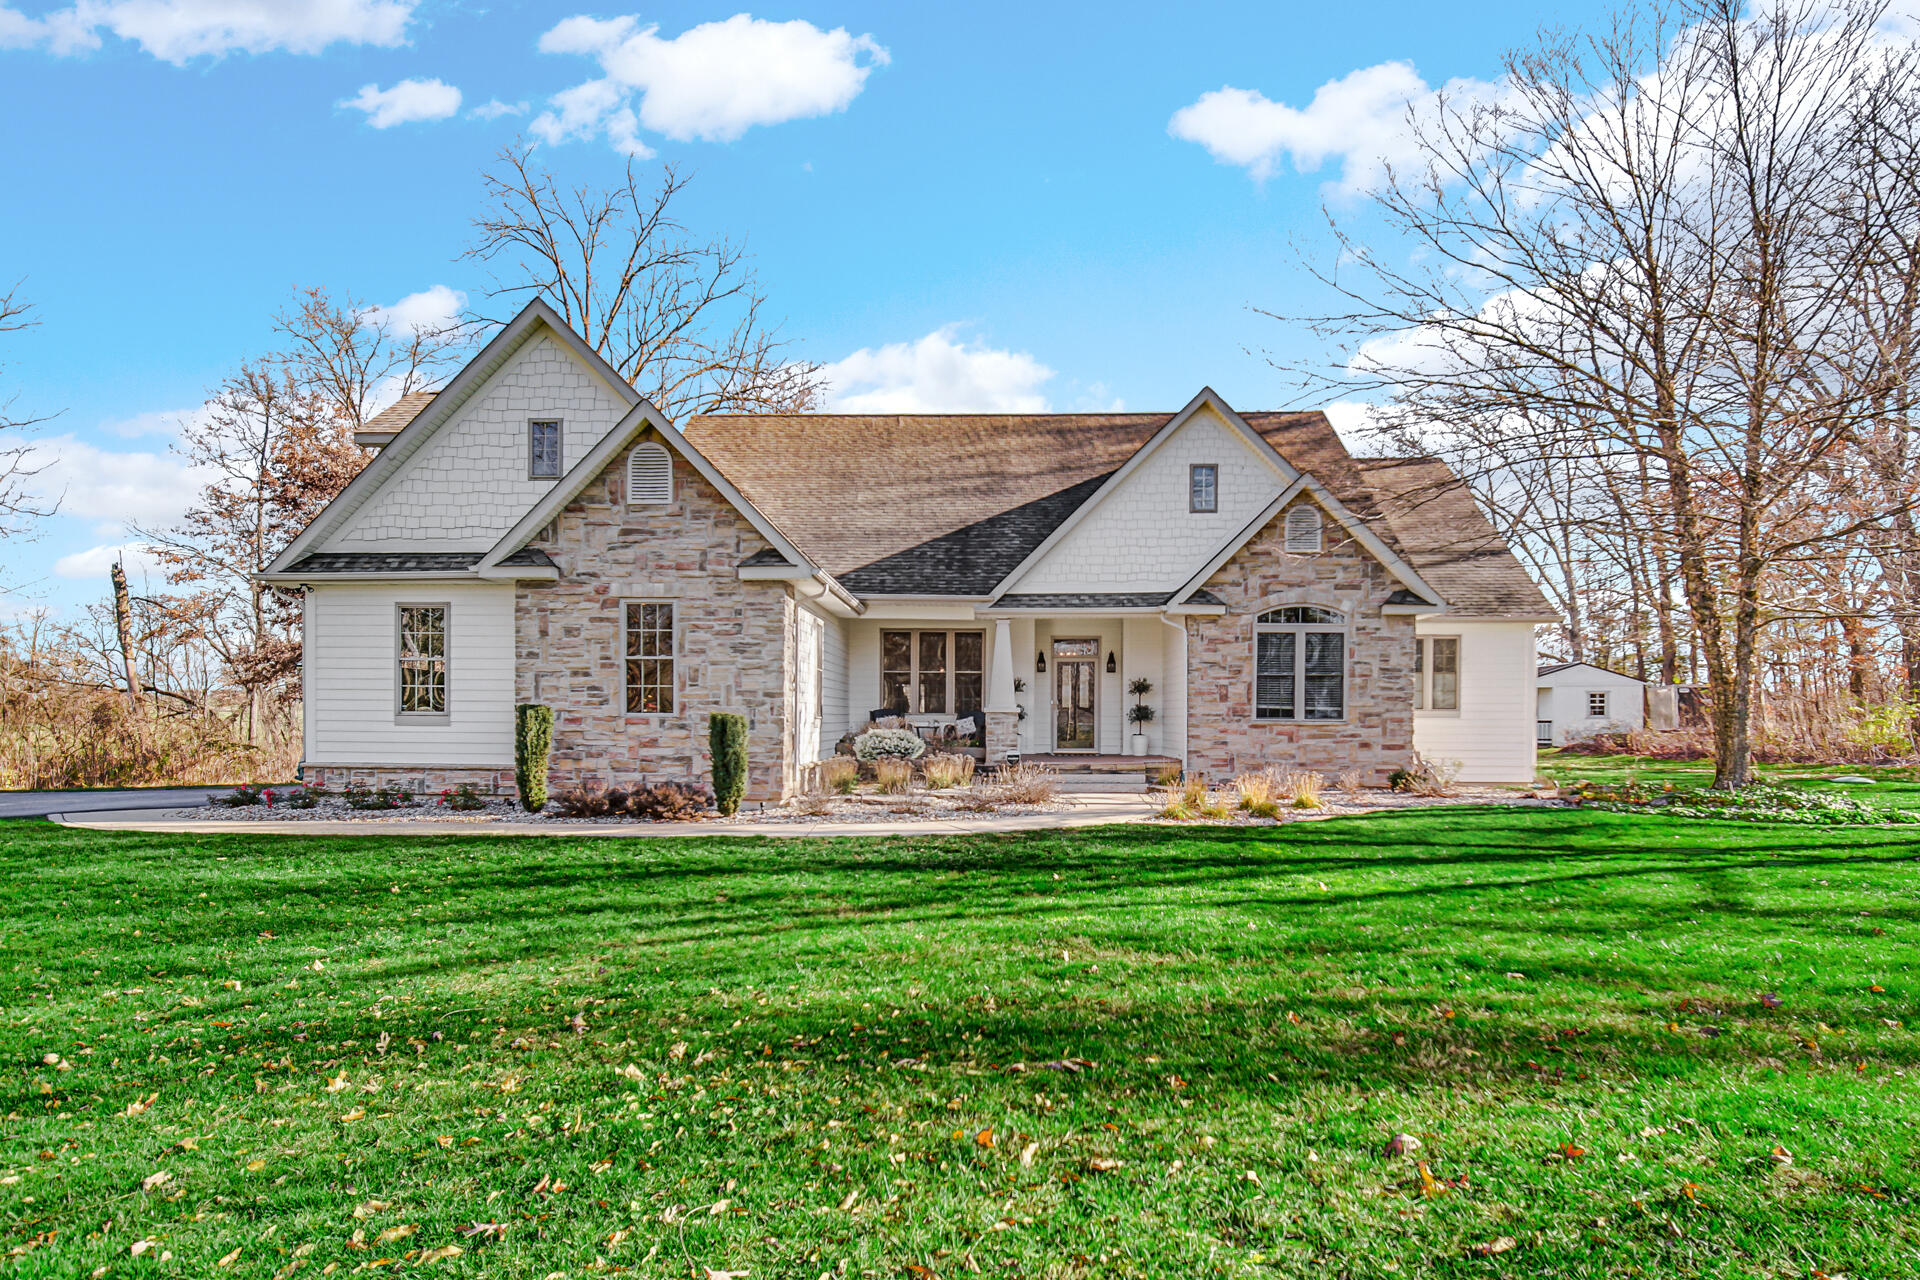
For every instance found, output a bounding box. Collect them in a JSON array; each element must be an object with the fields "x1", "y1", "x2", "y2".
[{"x1": 1053, "y1": 644, "x2": 1096, "y2": 750}]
